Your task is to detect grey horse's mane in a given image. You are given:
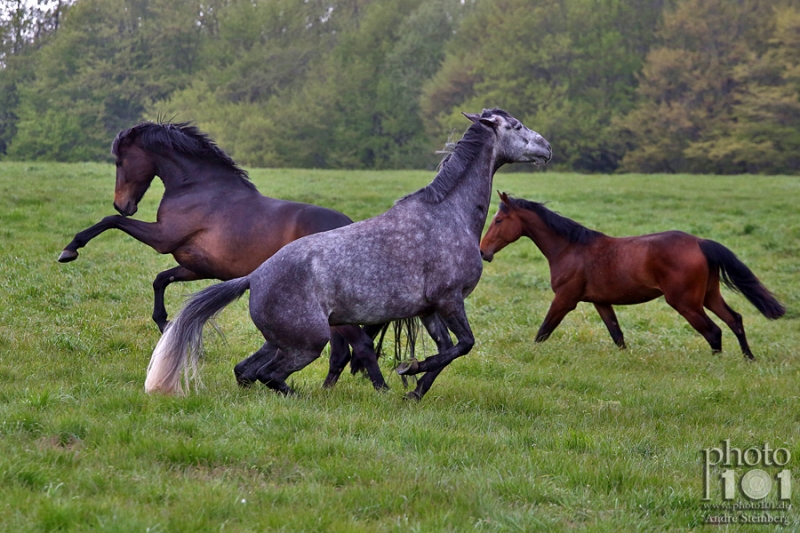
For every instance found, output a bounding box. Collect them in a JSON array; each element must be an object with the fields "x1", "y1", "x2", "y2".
[
  {"x1": 112, "y1": 121, "x2": 254, "y2": 189},
  {"x1": 400, "y1": 117, "x2": 496, "y2": 204},
  {"x1": 503, "y1": 196, "x2": 604, "y2": 245}
]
